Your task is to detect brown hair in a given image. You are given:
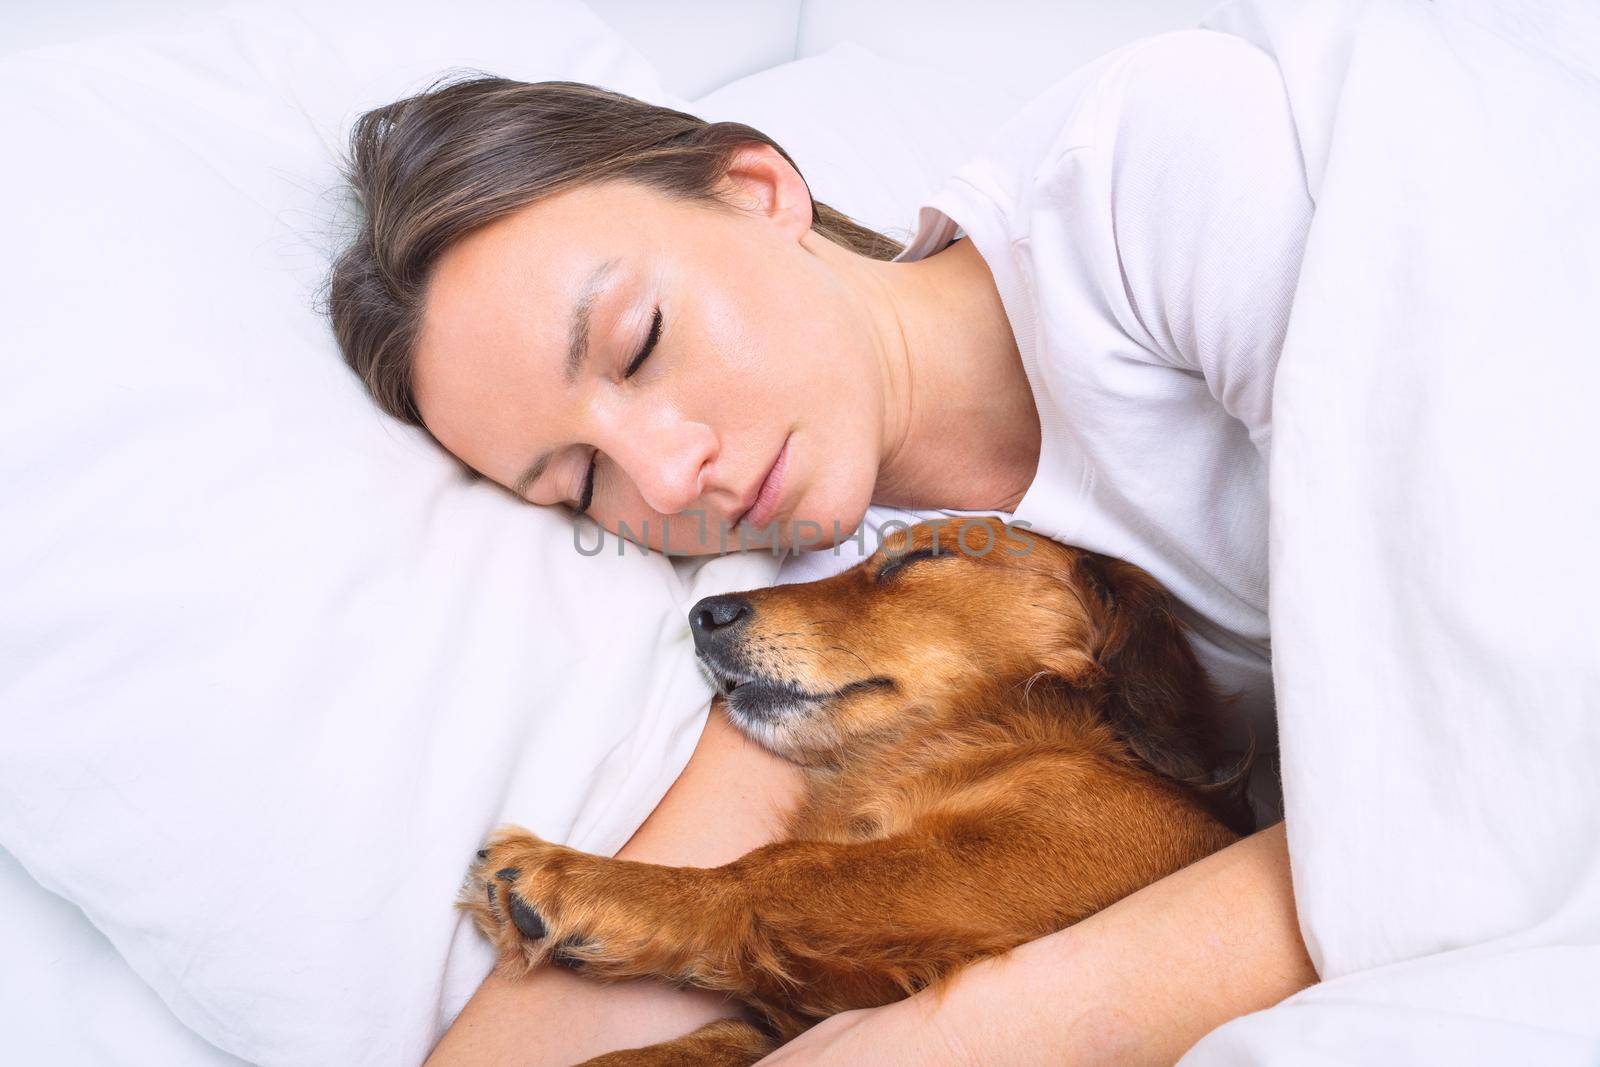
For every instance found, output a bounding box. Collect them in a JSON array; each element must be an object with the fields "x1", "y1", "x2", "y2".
[{"x1": 326, "y1": 73, "x2": 904, "y2": 429}]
